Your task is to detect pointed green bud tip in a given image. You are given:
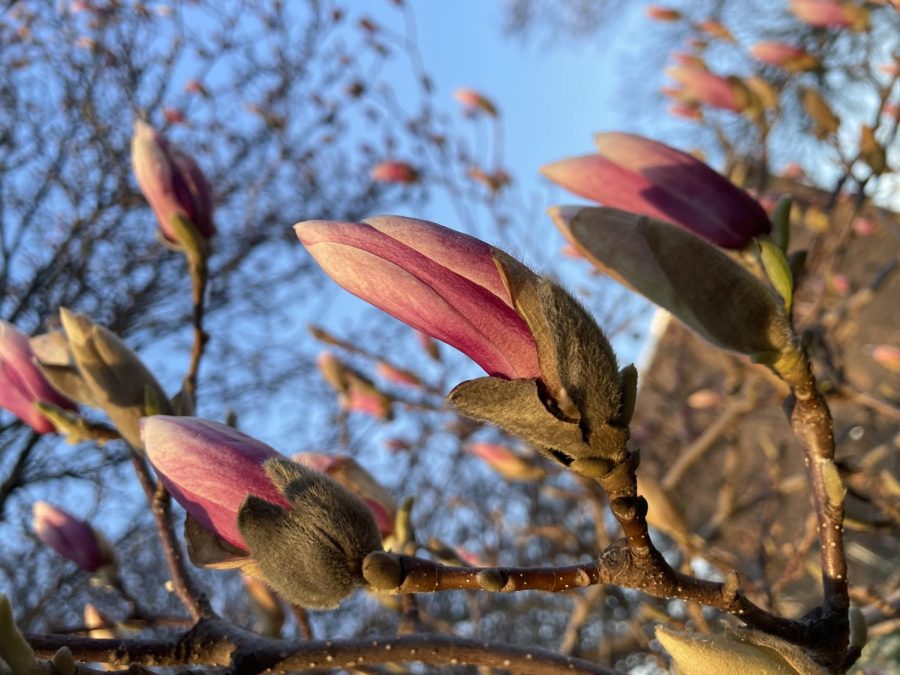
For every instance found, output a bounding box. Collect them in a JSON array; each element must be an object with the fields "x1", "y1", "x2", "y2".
[
  {"x1": 849, "y1": 607, "x2": 867, "y2": 651},
  {"x1": 476, "y1": 569, "x2": 507, "y2": 592},
  {"x1": 143, "y1": 384, "x2": 162, "y2": 417},
  {"x1": 362, "y1": 551, "x2": 404, "y2": 590},
  {"x1": 771, "y1": 197, "x2": 792, "y2": 252},
  {"x1": 757, "y1": 239, "x2": 794, "y2": 313}
]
